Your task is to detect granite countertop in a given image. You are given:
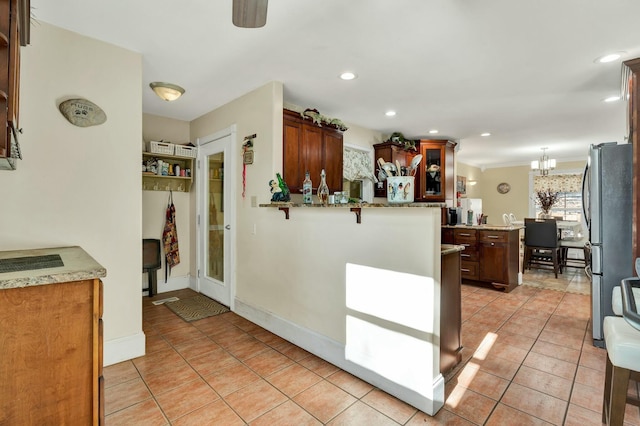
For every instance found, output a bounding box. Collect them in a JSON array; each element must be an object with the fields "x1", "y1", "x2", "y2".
[
  {"x1": 441, "y1": 244, "x2": 465, "y2": 255},
  {"x1": 260, "y1": 202, "x2": 446, "y2": 208},
  {"x1": 442, "y1": 224, "x2": 525, "y2": 231},
  {"x1": 0, "y1": 246, "x2": 107, "y2": 289}
]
